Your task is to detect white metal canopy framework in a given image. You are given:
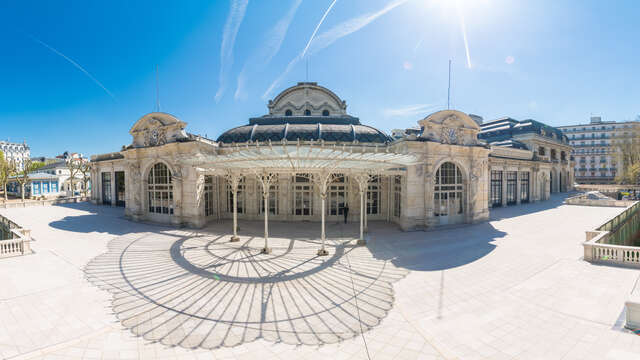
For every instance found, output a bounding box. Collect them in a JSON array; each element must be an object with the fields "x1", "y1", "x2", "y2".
[{"x1": 184, "y1": 142, "x2": 419, "y2": 256}]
